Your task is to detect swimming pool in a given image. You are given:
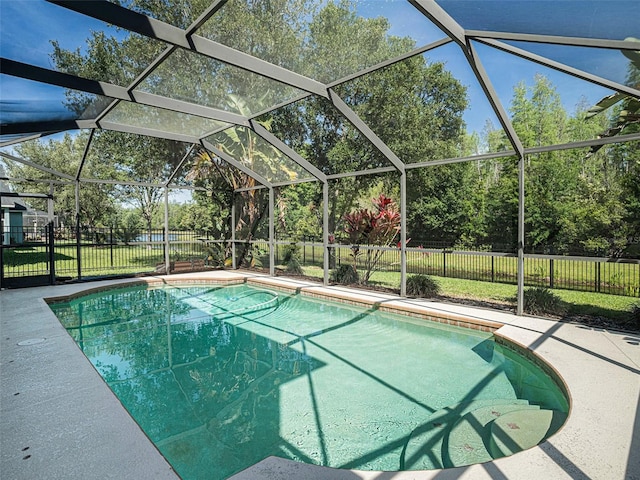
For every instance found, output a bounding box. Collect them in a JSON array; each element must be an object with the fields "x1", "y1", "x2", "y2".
[{"x1": 49, "y1": 282, "x2": 568, "y2": 479}]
